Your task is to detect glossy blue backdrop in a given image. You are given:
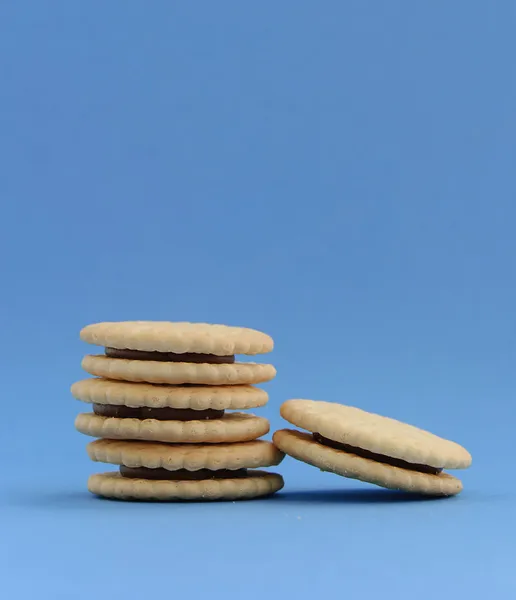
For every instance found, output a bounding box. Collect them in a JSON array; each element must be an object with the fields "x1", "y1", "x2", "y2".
[{"x1": 2, "y1": 2, "x2": 515, "y2": 598}]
